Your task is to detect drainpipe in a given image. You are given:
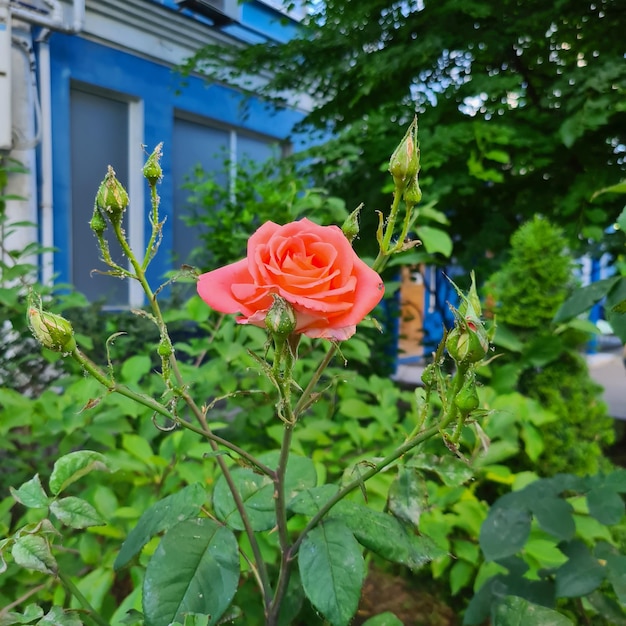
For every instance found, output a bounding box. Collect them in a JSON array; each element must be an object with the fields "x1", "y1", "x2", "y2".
[{"x1": 23, "y1": 1, "x2": 85, "y2": 283}]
